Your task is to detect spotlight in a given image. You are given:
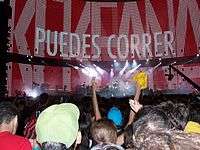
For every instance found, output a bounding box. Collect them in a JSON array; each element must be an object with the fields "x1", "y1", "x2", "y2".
[
  {"x1": 132, "y1": 60, "x2": 137, "y2": 68},
  {"x1": 93, "y1": 64, "x2": 106, "y2": 75},
  {"x1": 25, "y1": 89, "x2": 39, "y2": 98},
  {"x1": 114, "y1": 60, "x2": 120, "y2": 68},
  {"x1": 159, "y1": 58, "x2": 162, "y2": 61},
  {"x1": 29, "y1": 90, "x2": 38, "y2": 98},
  {"x1": 171, "y1": 61, "x2": 176, "y2": 65},
  {"x1": 197, "y1": 54, "x2": 200, "y2": 57},
  {"x1": 81, "y1": 68, "x2": 89, "y2": 75},
  {"x1": 73, "y1": 66, "x2": 79, "y2": 70},
  {"x1": 110, "y1": 68, "x2": 114, "y2": 79},
  {"x1": 125, "y1": 64, "x2": 141, "y2": 78},
  {"x1": 80, "y1": 64, "x2": 85, "y2": 67},
  {"x1": 28, "y1": 59, "x2": 31, "y2": 62},
  {"x1": 119, "y1": 60, "x2": 129, "y2": 76},
  {"x1": 82, "y1": 67, "x2": 98, "y2": 78},
  {"x1": 153, "y1": 62, "x2": 162, "y2": 70},
  {"x1": 30, "y1": 56, "x2": 33, "y2": 58}
]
